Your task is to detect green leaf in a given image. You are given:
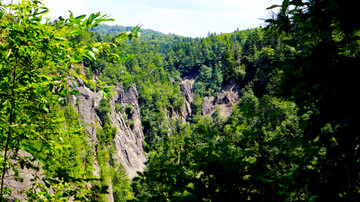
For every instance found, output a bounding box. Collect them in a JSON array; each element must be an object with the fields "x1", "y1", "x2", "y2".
[
  {"x1": 282, "y1": 0, "x2": 290, "y2": 11},
  {"x1": 267, "y1": 4, "x2": 281, "y2": 10},
  {"x1": 75, "y1": 14, "x2": 87, "y2": 21},
  {"x1": 68, "y1": 10, "x2": 75, "y2": 22},
  {"x1": 43, "y1": 106, "x2": 49, "y2": 113},
  {"x1": 129, "y1": 26, "x2": 141, "y2": 40},
  {"x1": 100, "y1": 90, "x2": 105, "y2": 98},
  {"x1": 309, "y1": 196, "x2": 318, "y2": 201},
  {"x1": 92, "y1": 47, "x2": 99, "y2": 53},
  {"x1": 0, "y1": 10, "x2": 6, "y2": 19},
  {"x1": 113, "y1": 32, "x2": 129, "y2": 41},
  {"x1": 265, "y1": 19, "x2": 277, "y2": 24},
  {"x1": 86, "y1": 12, "x2": 101, "y2": 27},
  {"x1": 83, "y1": 51, "x2": 96, "y2": 61},
  {"x1": 13, "y1": 167, "x2": 19, "y2": 177},
  {"x1": 34, "y1": 7, "x2": 49, "y2": 16}
]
